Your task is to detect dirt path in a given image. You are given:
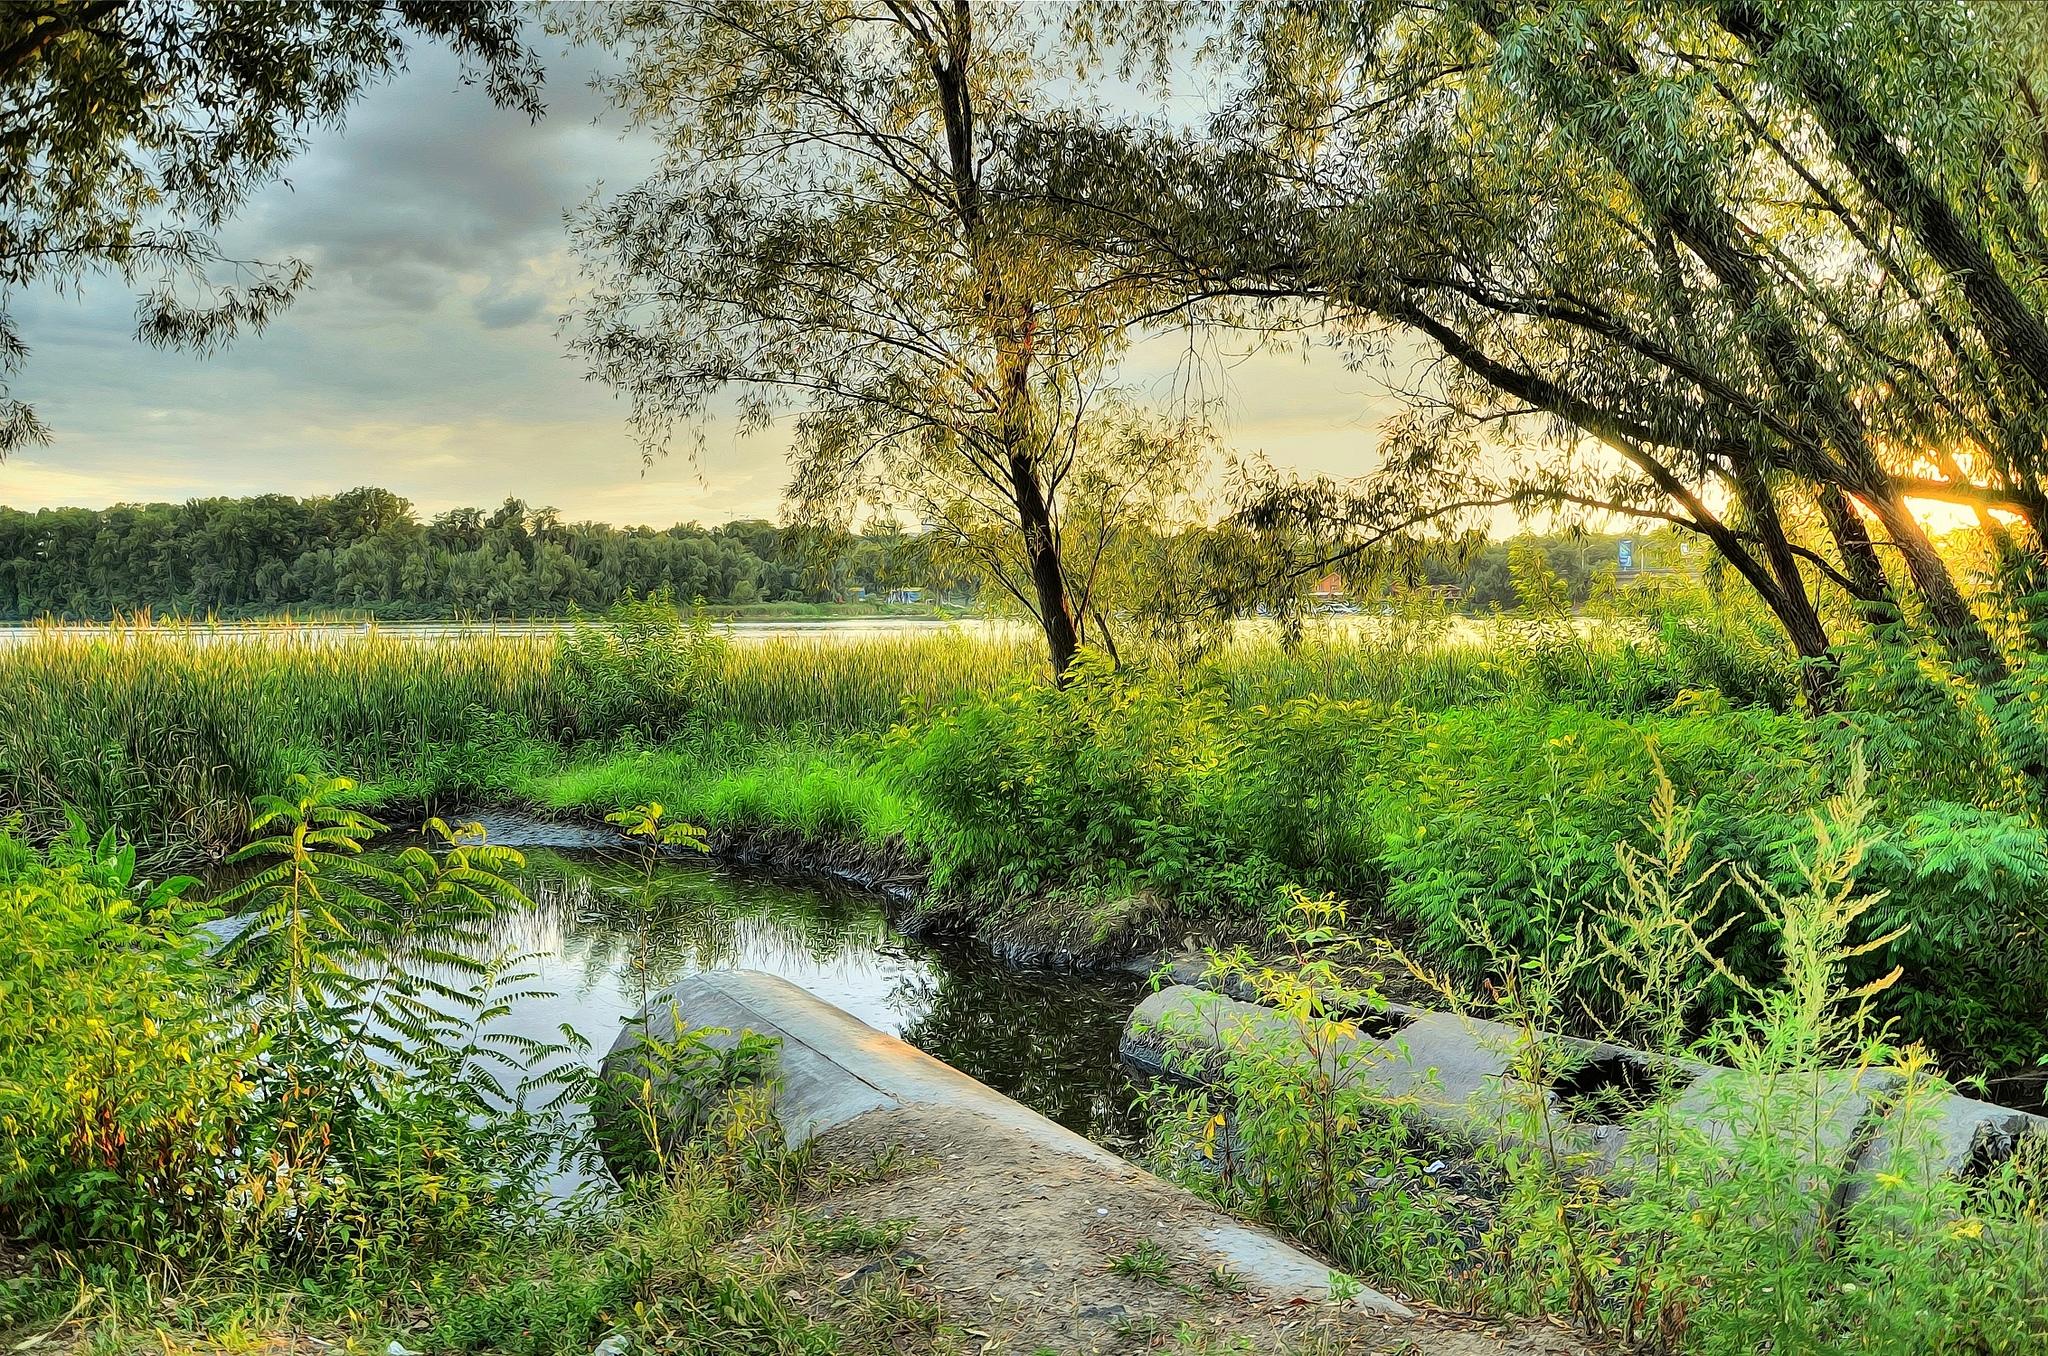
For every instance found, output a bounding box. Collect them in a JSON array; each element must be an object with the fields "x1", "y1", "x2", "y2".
[{"x1": 794, "y1": 1106, "x2": 1594, "y2": 1355}]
